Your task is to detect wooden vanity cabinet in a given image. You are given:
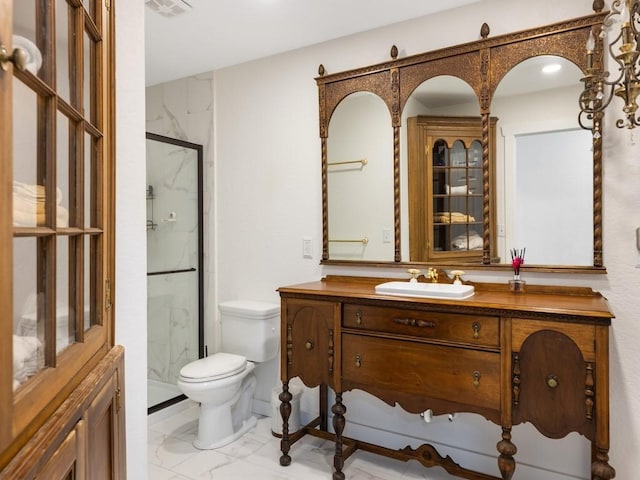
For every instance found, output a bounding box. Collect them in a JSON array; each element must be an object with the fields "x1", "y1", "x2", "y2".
[{"x1": 278, "y1": 276, "x2": 615, "y2": 480}]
